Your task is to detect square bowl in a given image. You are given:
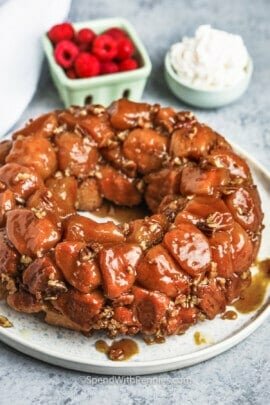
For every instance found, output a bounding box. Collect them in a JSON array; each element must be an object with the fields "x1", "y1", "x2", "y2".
[{"x1": 42, "y1": 18, "x2": 152, "y2": 107}]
